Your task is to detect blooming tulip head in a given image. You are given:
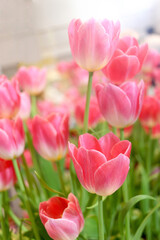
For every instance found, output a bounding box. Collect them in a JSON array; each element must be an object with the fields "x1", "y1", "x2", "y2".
[
  {"x1": 16, "y1": 92, "x2": 31, "y2": 120},
  {"x1": 139, "y1": 95, "x2": 160, "y2": 128},
  {"x1": 0, "y1": 76, "x2": 20, "y2": 119},
  {"x1": 0, "y1": 158, "x2": 17, "y2": 192},
  {"x1": 96, "y1": 80, "x2": 144, "y2": 128},
  {"x1": 16, "y1": 66, "x2": 47, "y2": 95},
  {"x1": 0, "y1": 118, "x2": 25, "y2": 160},
  {"x1": 39, "y1": 193, "x2": 84, "y2": 240},
  {"x1": 68, "y1": 18, "x2": 120, "y2": 71},
  {"x1": 103, "y1": 36, "x2": 148, "y2": 84},
  {"x1": 69, "y1": 132, "x2": 131, "y2": 196},
  {"x1": 32, "y1": 113, "x2": 69, "y2": 162}
]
